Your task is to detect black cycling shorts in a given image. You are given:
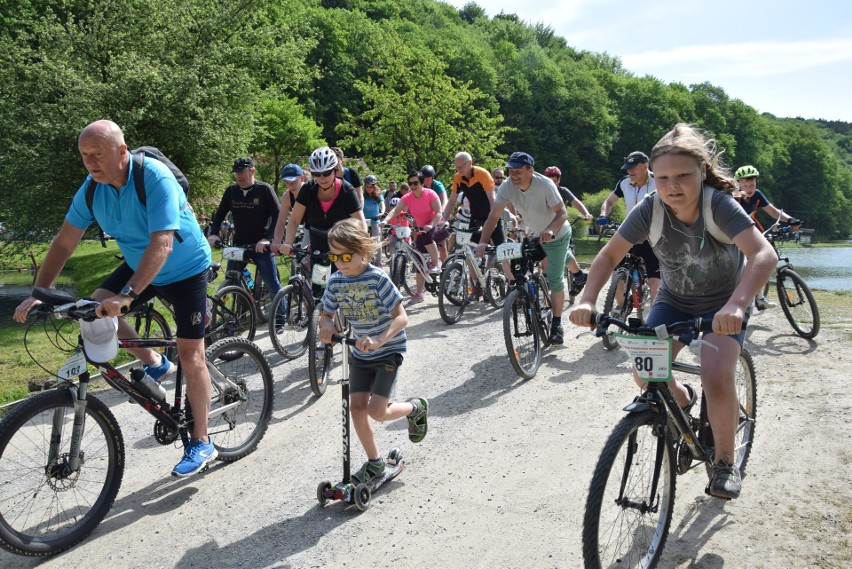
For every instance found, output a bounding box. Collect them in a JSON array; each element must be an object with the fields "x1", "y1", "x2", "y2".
[
  {"x1": 630, "y1": 240, "x2": 660, "y2": 280},
  {"x1": 100, "y1": 262, "x2": 209, "y2": 339}
]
